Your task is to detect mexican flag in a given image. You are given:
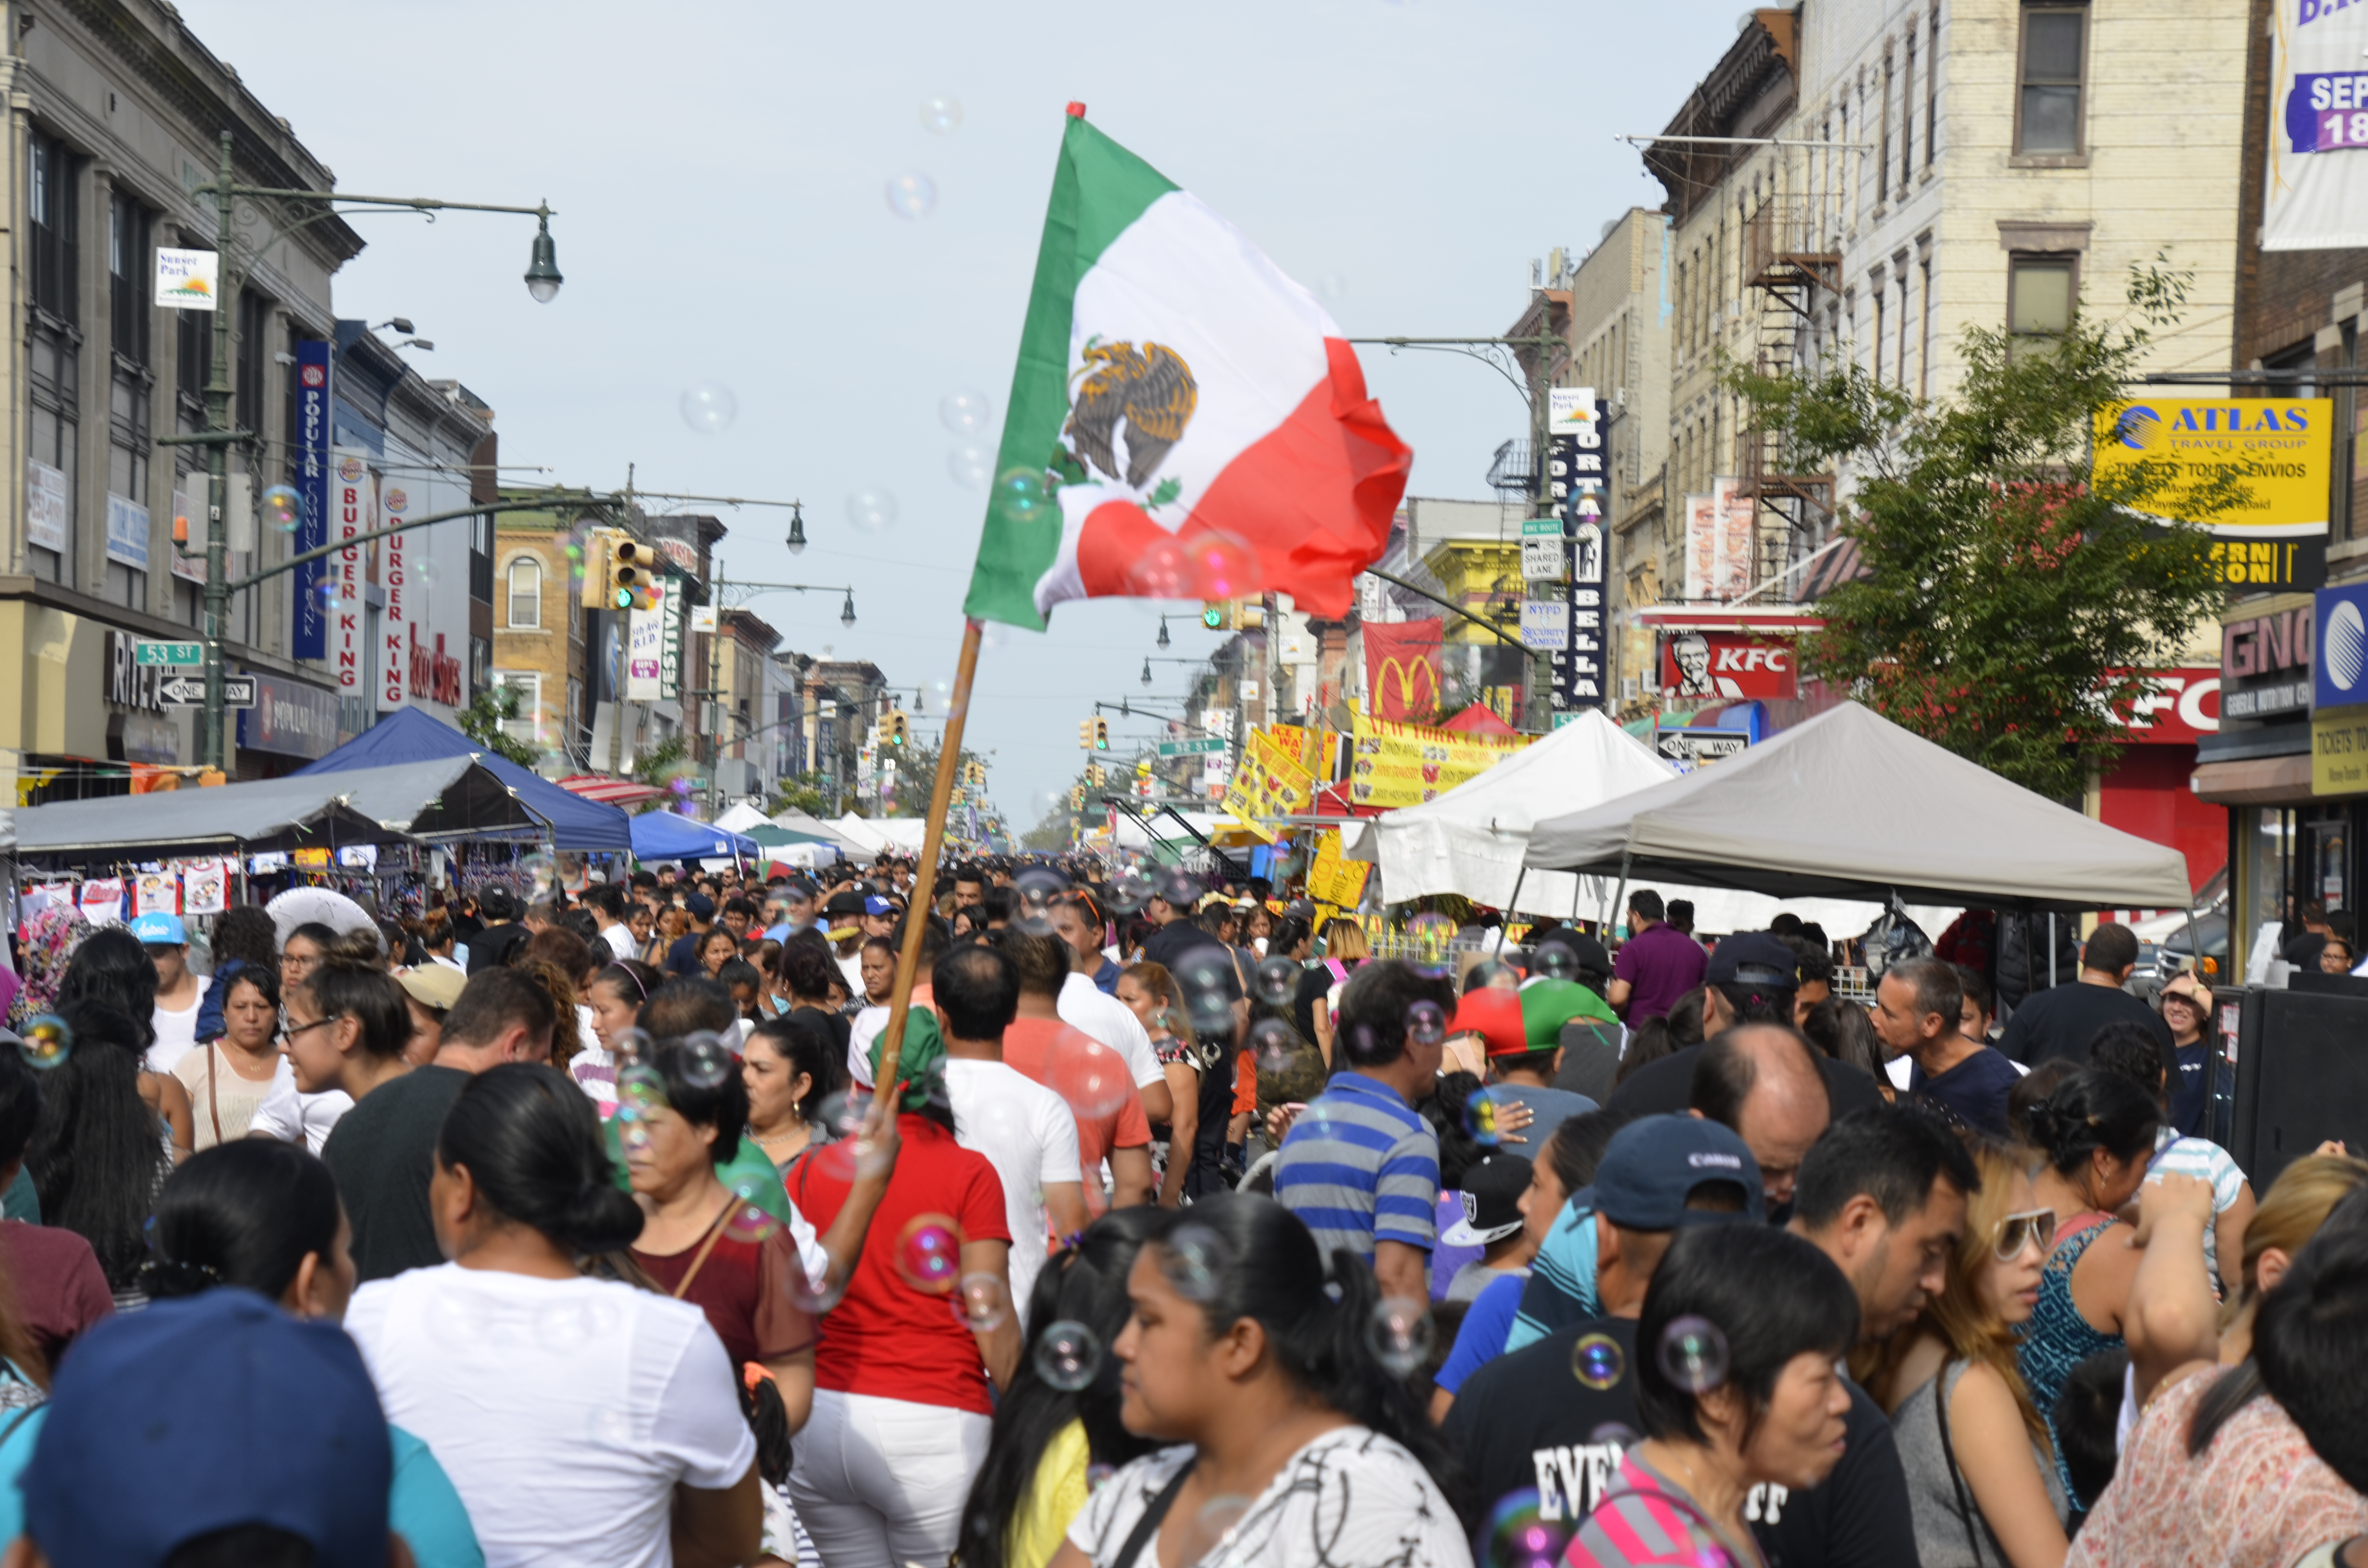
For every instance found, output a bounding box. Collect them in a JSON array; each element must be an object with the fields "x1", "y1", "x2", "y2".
[{"x1": 964, "y1": 108, "x2": 1412, "y2": 630}]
